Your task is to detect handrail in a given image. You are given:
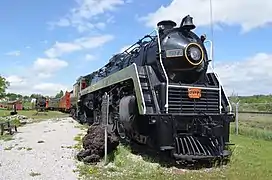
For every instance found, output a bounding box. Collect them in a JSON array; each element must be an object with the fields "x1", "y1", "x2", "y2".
[
  {"x1": 204, "y1": 39, "x2": 213, "y2": 69},
  {"x1": 156, "y1": 28, "x2": 169, "y2": 113}
]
